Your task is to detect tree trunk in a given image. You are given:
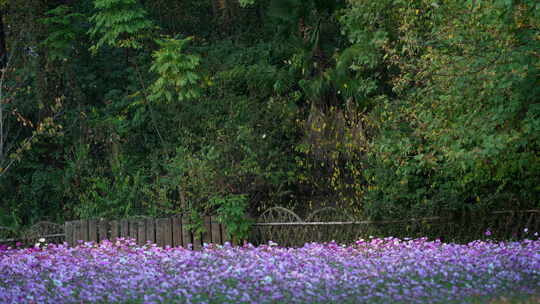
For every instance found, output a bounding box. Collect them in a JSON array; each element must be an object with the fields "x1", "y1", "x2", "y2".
[
  {"x1": 0, "y1": 9, "x2": 7, "y2": 69},
  {"x1": 211, "y1": 0, "x2": 219, "y2": 19}
]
